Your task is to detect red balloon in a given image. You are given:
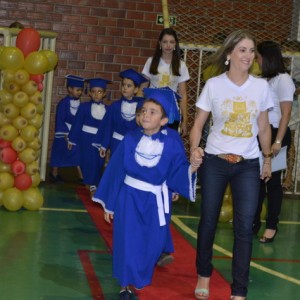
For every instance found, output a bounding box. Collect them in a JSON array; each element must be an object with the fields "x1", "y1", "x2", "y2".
[
  {"x1": 14, "y1": 173, "x2": 32, "y2": 190},
  {"x1": 37, "y1": 82, "x2": 44, "y2": 92},
  {"x1": 16, "y1": 28, "x2": 41, "y2": 57},
  {"x1": 11, "y1": 160, "x2": 26, "y2": 176},
  {"x1": 0, "y1": 147, "x2": 18, "y2": 164},
  {"x1": 0, "y1": 139, "x2": 11, "y2": 149},
  {"x1": 30, "y1": 74, "x2": 44, "y2": 84}
]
